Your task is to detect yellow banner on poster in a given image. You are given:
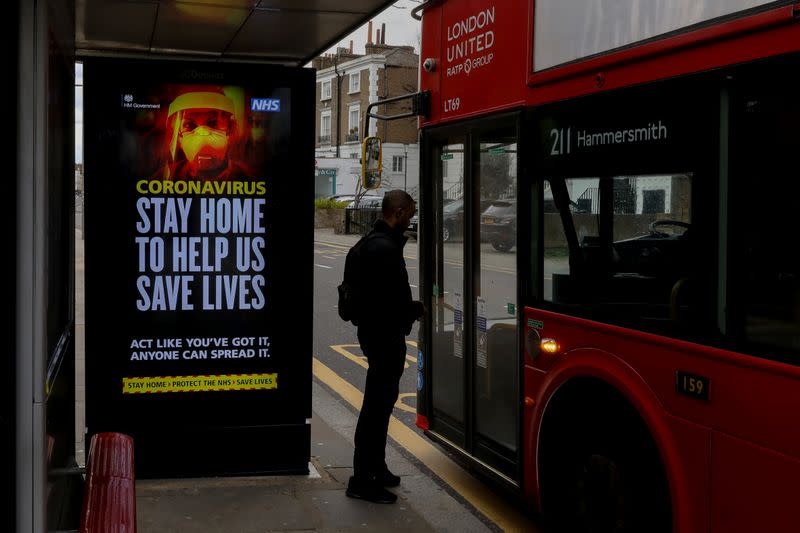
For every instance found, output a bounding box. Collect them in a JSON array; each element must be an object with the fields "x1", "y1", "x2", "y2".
[{"x1": 122, "y1": 374, "x2": 277, "y2": 394}]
